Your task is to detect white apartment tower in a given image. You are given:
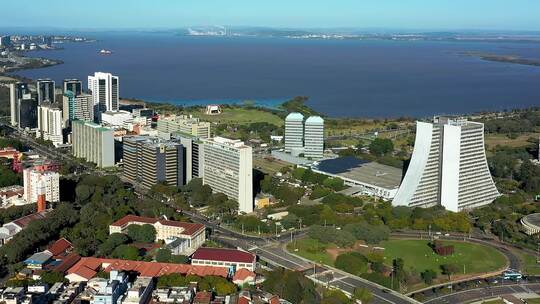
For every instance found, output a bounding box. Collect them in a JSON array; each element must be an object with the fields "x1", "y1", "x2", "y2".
[
  {"x1": 201, "y1": 137, "x2": 253, "y2": 214},
  {"x1": 284, "y1": 112, "x2": 304, "y2": 154},
  {"x1": 23, "y1": 168, "x2": 60, "y2": 203},
  {"x1": 88, "y1": 72, "x2": 119, "y2": 118},
  {"x1": 72, "y1": 120, "x2": 115, "y2": 168},
  {"x1": 304, "y1": 116, "x2": 324, "y2": 159},
  {"x1": 392, "y1": 117, "x2": 499, "y2": 212},
  {"x1": 37, "y1": 104, "x2": 63, "y2": 146}
]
